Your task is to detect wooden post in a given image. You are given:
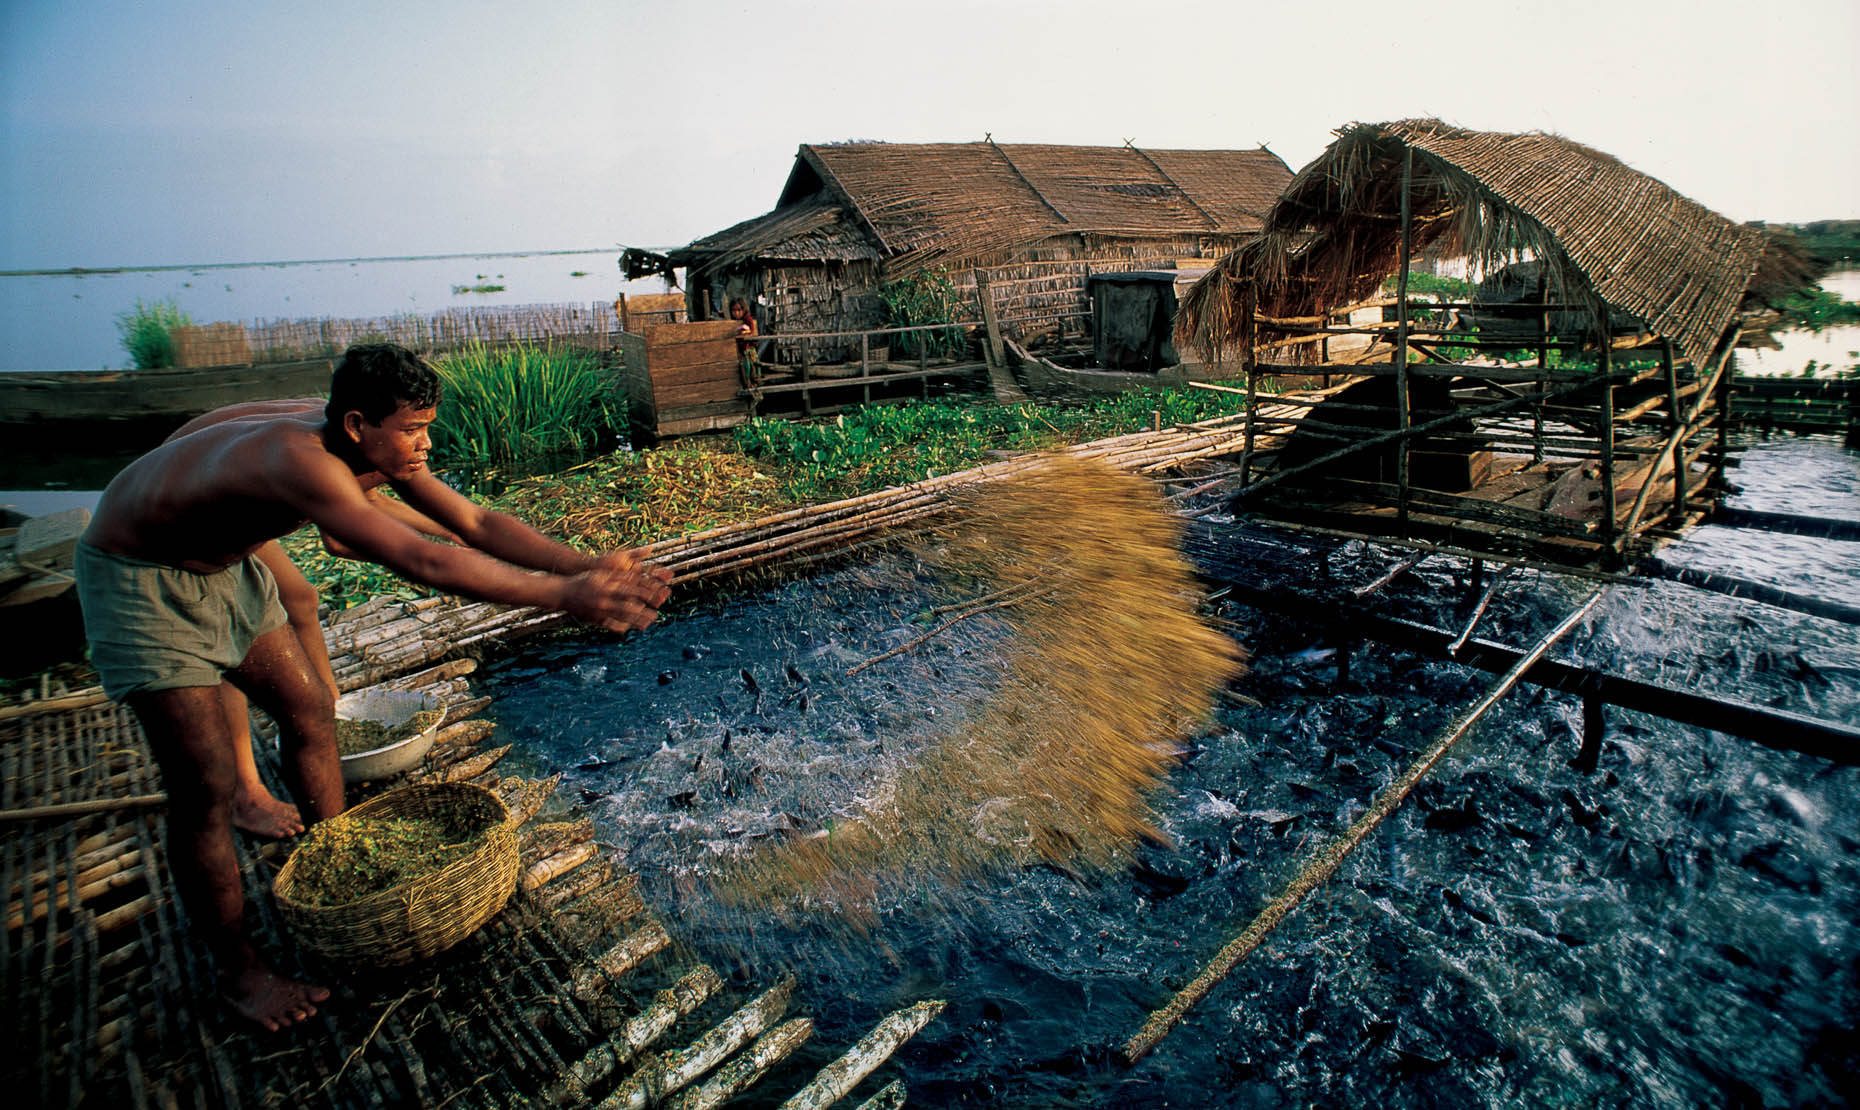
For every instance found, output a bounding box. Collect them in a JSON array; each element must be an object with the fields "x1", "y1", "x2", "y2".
[
  {"x1": 1716, "y1": 349, "x2": 1734, "y2": 494},
  {"x1": 1394, "y1": 146, "x2": 1415, "y2": 534},
  {"x1": 1599, "y1": 341, "x2": 1618, "y2": 548},
  {"x1": 1662, "y1": 339, "x2": 1688, "y2": 518},
  {"x1": 1573, "y1": 695, "x2": 1604, "y2": 774},
  {"x1": 975, "y1": 272, "x2": 1005, "y2": 371},
  {"x1": 1535, "y1": 277, "x2": 1550, "y2": 463},
  {"x1": 800, "y1": 338, "x2": 813, "y2": 418},
  {"x1": 1239, "y1": 286, "x2": 1258, "y2": 490},
  {"x1": 861, "y1": 332, "x2": 871, "y2": 406}
]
